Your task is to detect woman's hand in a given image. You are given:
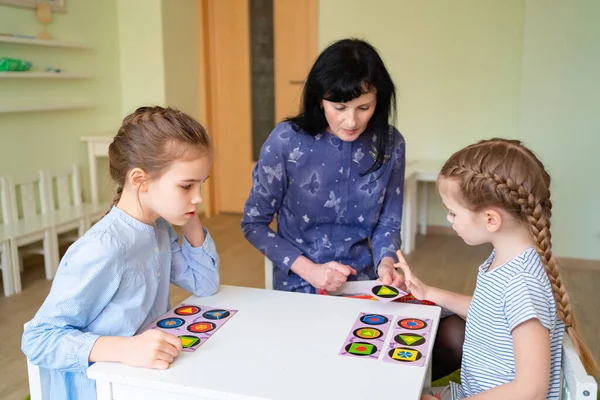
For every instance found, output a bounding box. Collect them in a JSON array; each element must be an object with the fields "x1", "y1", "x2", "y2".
[
  {"x1": 307, "y1": 261, "x2": 357, "y2": 292},
  {"x1": 376, "y1": 257, "x2": 405, "y2": 288},
  {"x1": 395, "y1": 250, "x2": 430, "y2": 300}
]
